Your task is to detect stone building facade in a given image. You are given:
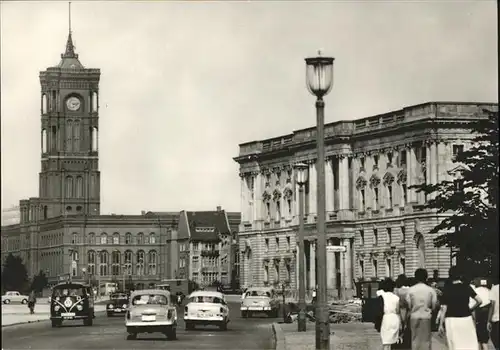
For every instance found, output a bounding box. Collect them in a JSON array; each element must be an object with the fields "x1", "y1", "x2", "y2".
[
  {"x1": 1, "y1": 29, "x2": 241, "y2": 291},
  {"x1": 234, "y1": 101, "x2": 498, "y2": 298}
]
